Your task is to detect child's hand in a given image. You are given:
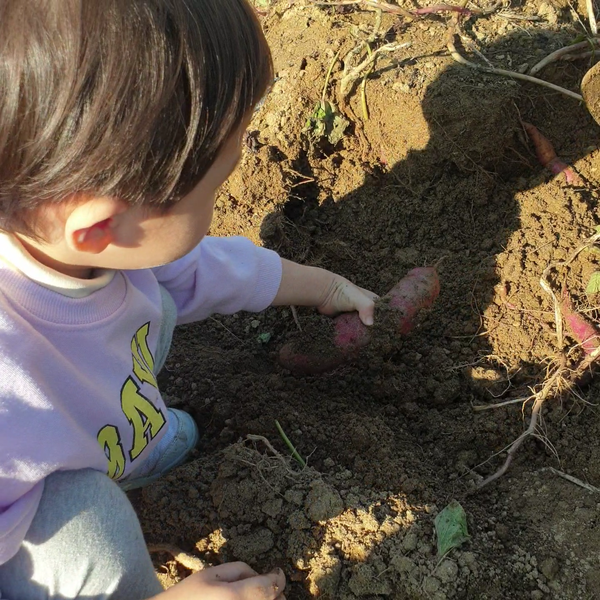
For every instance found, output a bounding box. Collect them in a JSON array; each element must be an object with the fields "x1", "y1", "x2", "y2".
[
  {"x1": 316, "y1": 274, "x2": 378, "y2": 326},
  {"x1": 155, "y1": 562, "x2": 286, "y2": 600},
  {"x1": 273, "y1": 259, "x2": 378, "y2": 326}
]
